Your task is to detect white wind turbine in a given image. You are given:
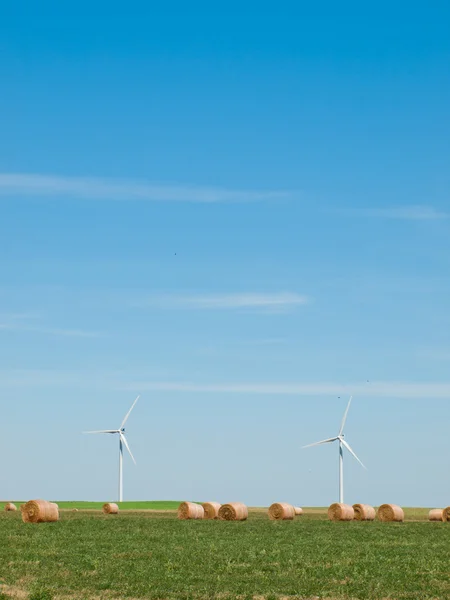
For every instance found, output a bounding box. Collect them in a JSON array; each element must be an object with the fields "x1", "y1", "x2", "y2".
[
  {"x1": 303, "y1": 396, "x2": 366, "y2": 503},
  {"x1": 83, "y1": 395, "x2": 140, "y2": 502}
]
